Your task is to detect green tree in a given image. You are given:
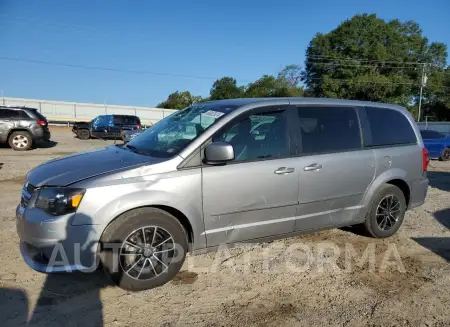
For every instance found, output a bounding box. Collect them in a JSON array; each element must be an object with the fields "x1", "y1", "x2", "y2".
[
  {"x1": 277, "y1": 64, "x2": 303, "y2": 88},
  {"x1": 245, "y1": 74, "x2": 303, "y2": 98},
  {"x1": 209, "y1": 77, "x2": 244, "y2": 100},
  {"x1": 304, "y1": 14, "x2": 447, "y2": 107},
  {"x1": 156, "y1": 91, "x2": 202, "y2": 109},
  {"x1": 423, "y1": 66, "x2": 450, "y2": 120}
]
